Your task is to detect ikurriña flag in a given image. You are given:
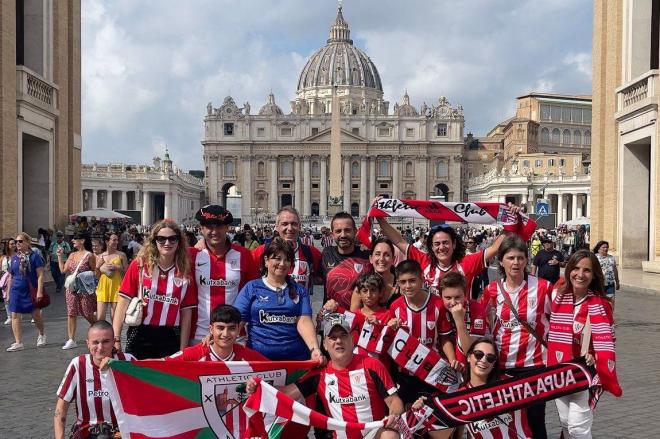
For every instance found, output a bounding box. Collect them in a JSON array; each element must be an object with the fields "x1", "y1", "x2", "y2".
[{"x1": 106, "y1": 359, "x2": 318, "y2": 439}]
